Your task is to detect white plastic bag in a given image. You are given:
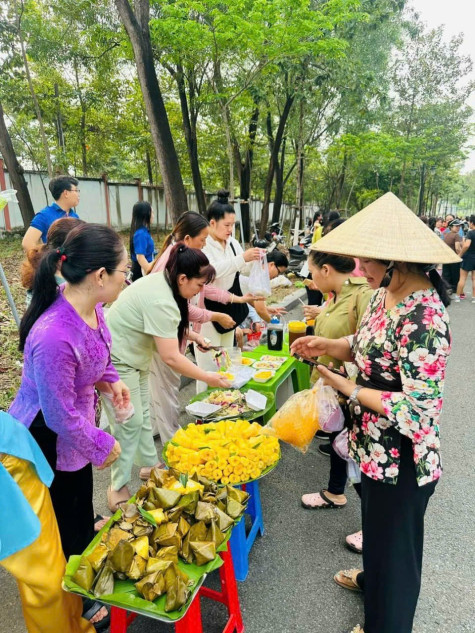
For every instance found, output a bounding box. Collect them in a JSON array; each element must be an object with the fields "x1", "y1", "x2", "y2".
[
  {"x1": 101, "y1": 391, "x2": 135, "y2": 424},
  {"x1": 247, "y1": 252, "x2": 271, "y2": 297},
  {"x1": 315, "y1": 378, "x2": 345, "y2": 432},
  {"x1": 347, "y1": 459, "x2": 361, "y2": 484}
]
